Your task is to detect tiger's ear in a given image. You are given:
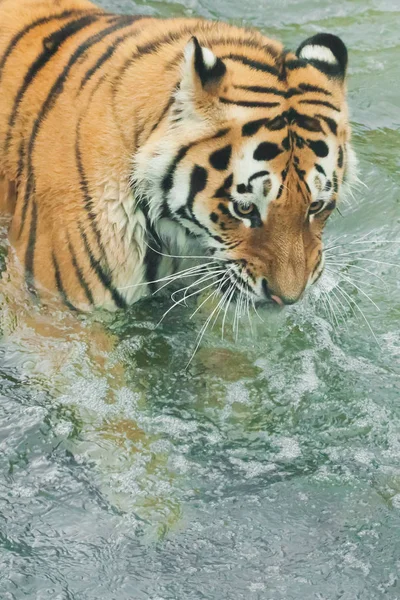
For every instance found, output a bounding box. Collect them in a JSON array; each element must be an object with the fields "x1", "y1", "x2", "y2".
[
  {"x1": 296, "y1": 33, "x2": 348, "y2": 80},
  {"x1": 181, "y1": 36, "x2": 226, "y2": 93}
]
